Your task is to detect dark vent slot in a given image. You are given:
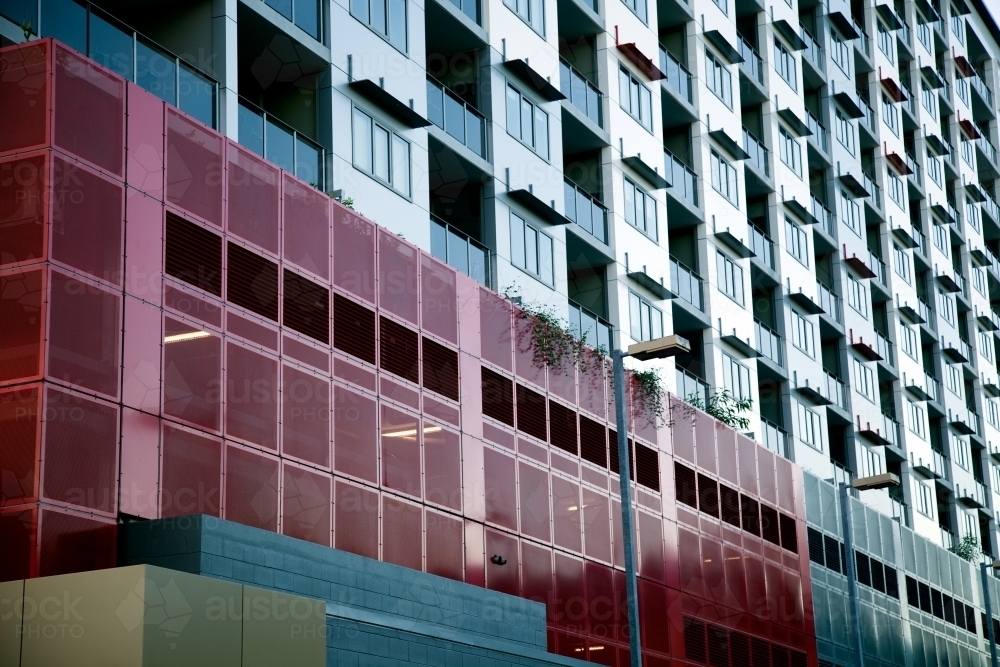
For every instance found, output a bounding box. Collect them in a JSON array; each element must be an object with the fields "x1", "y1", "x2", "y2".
[
  {"x1": 824, "y1": 535, "x2": 842, "y2": 573},
  {"x1": 750, "y1": 638, "x2": 770, "y2": 667},
  {"x1": 675, "y1": 462, "x2": 697, "y2": 508},
  {"x1": 965, "y1": 603, "x2": 976, "y2": 633},
  {"x1": 807, "y1": 528, "x2": 824, "y2": 565},
  {"x1": 481, "y1": 367, "x2": 514, "y2": 426},
  {"x1": 333, "y1": 293, "x2": 376, "y2": 364},
  {"x1": 634, "y1": 442, "x2": 659, "y2": 491},
  {"x1": 779, "y1": 513, "x2": 797, "y2": 553},
  {"x1": 729, "y1": 631, "x2": 751, "y2": 667},
  {"x1": 918, "y1": 582, "x2": 931, "y2": 614},
  {"x1": 790, "y1": 651, "x2": 807, "y2": 667},
  {"x1": 579, "y1": 415, "x2": 607, "y2": 468},
  {"x1": 760, "y1": 505, "x2": 780, "y2": 545},
  {"x1": 931, "y1": 588, "x2": 944, "y2": 618},
  {"x1": 422, "y1": 337, "x2": 459, "y2": 400},
  {"x1": 955, "y1": 600, "x2": 967, "y2": 629},
  {"x1": 871, "y1": 559, "x2": 886, "y2": 593},
  {"x1": 165, "y1": 212, "x2": 222, "y2": 295},
  {"x1": 608, "y1": 430, "x2": 633, "y2": 480},
  {"x1": 706, "y1": 625, "x2": 729, "y2": 667},
  {"x1": 516, "y1": 384, "x2": 547, "y2": 441},
  {"x1": 283, "y1": 270, "x2": 329, "y2": 343},
  {"x1": 720, "y1": 484, "x2": 741, "y2": 527},
  {"x1": 379, "y1": 317, "x2": 419, "y2": 382},
  {"x1": 855, "y1": 552, "x2": 871, "y2": 587},
  {"x1": 905, "y1": 576, "x2": 919, "y2": 606},
  {"x1": 683, "y1": 617, "x2": 707, "y2": 663},
  {"x1": 943, "y1": 594, "x2": 955, "y2": 623},
  {"x1": 697, "y1": 474, "x2": 719, "y2": 517},
  {"x1": 548, "y1": 400, "x2": 578, "y2": 455},
  {"x1": 771, "y1": 645, "x2": 790, "y2": 667},
  {"x1": 884, "y1": 565, "x2": 898, "y2": 598},
  {"x1": 740, "y1": 495, "x2": 761, "y2": 536},
  {"x1": 227, "y1": 242, "x2": 278, "y2": 320}
]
